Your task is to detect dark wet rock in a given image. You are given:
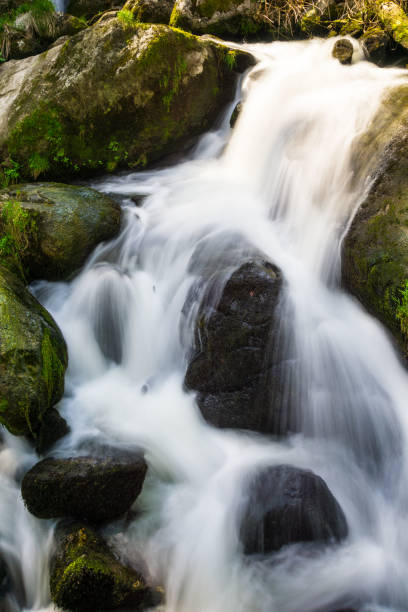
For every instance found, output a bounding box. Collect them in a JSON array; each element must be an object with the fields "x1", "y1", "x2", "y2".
[
  {"x1": 66, "y1": 0, "x2": 118, "y2": 19},
  {"x1": 50, "y1": 521, "x2": 162, "y2": 611},
  {"x1": 362, "y1": 26, "x2": 391, "y2": 65},
  {"x1": 332, "y1": 38, "x2": 353, "y2": 64},
  {"x1": 35, "y1": 408, "x2": 69, "y2": 455},
  {"x1": 185, "y1": 258, "x2": 290, "y2": 434},
  {"x1": 0, "y1": 265, "x2": 67, "y2": 440},
  {"x1": 343, "y1": 83, "x2": 408, "y2": 357},
  {"x1": 0, "y1": 555, "x2": 10, "y2": 597},
  {"x1": 21, "y1": 454, "x2": 147, "y2": 522},
  {"x1": 240, "y1": 465, "x2": 348, "y2": 554},
  {"x1": 122, "y1": 0, "x2": 174, "y2": 24},
  {"x1": 230, "y1": 101, "x2": 242, "y2": 127},
  {"x1": 0, "y1": 18, "x2": 245, "y2": 181},
  {"x1": 0, "y1": 183, "x2": 122, "y2": 282}
]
